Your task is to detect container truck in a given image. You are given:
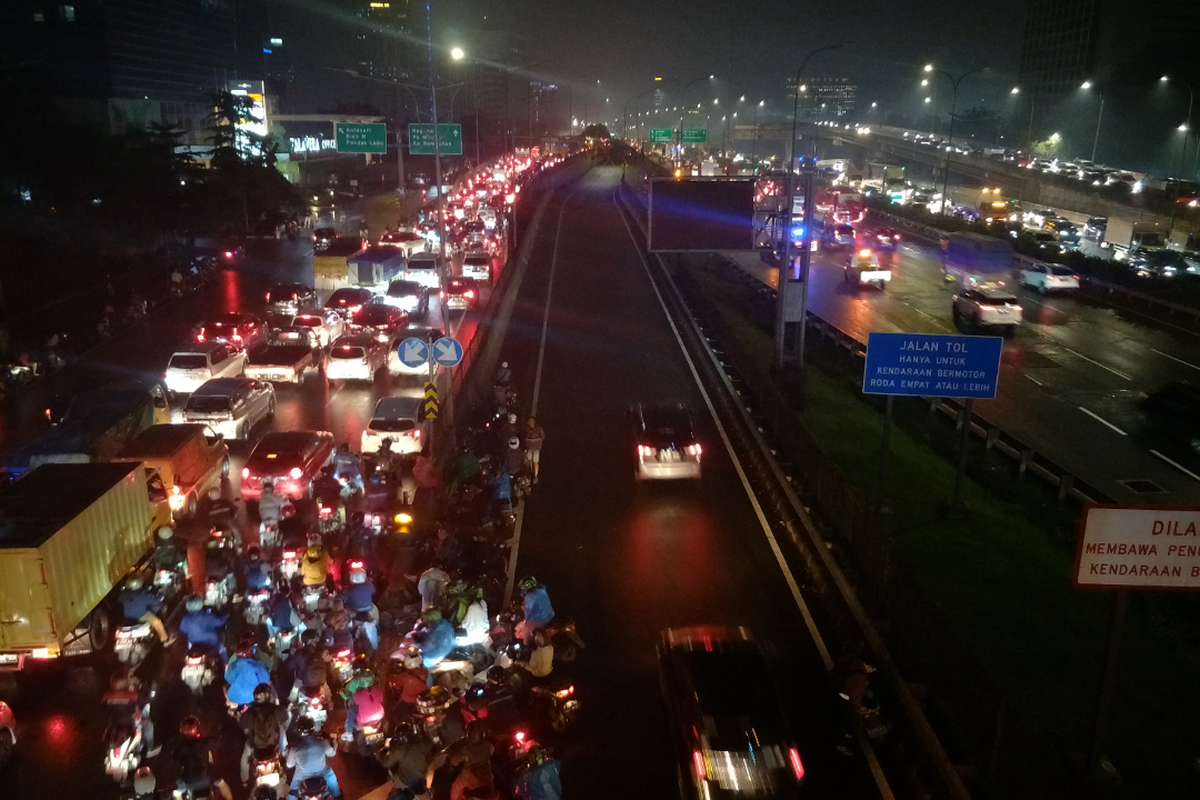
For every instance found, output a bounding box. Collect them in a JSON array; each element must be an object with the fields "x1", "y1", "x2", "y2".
[
  {"x1": 313, "y1": 238, "x2": 368, "y2": 295},
  {"x1": 0, "y1": 462, "x2": 170, "y2": 669},
  {"x1": 949, "y1": 187, "x2": 1014, "y2": 224},
  {"x1": 864, "y1": 162, "x2": 909, "y2": 204},
  {"x1": 1101, "y1": 218, "x2": 1167, "y2": 261},
  {"x1": 941, "y1": 232, "x2": 1014, "y2": 287}
]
